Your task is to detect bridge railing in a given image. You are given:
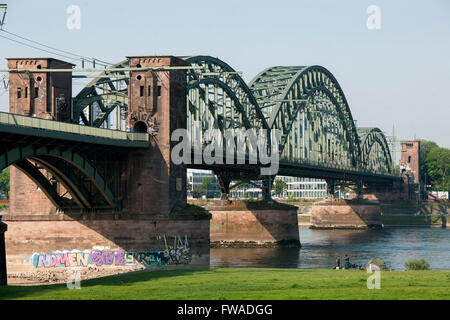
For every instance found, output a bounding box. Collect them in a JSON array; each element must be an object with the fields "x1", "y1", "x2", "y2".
[
  {"x1": 190, "y1": 145, "x2": 398, "y2": 178},
  {"x1": 0, "y1": 111, "x2": 148, "y2": 142},
  {"x1": 279, "y1": 156, "x2": 398, "y2": 177}
]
